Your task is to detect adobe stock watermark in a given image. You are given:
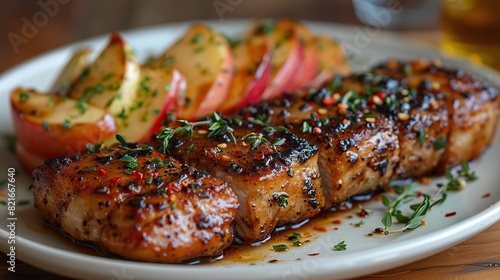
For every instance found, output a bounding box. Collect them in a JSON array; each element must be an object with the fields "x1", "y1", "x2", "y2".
[
  {"x1": 7, "y1": 0, "x2": 71, "y2": 54},
  {"x1": 213, "y1": 0, "x2": 243, "y2": 20}
]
